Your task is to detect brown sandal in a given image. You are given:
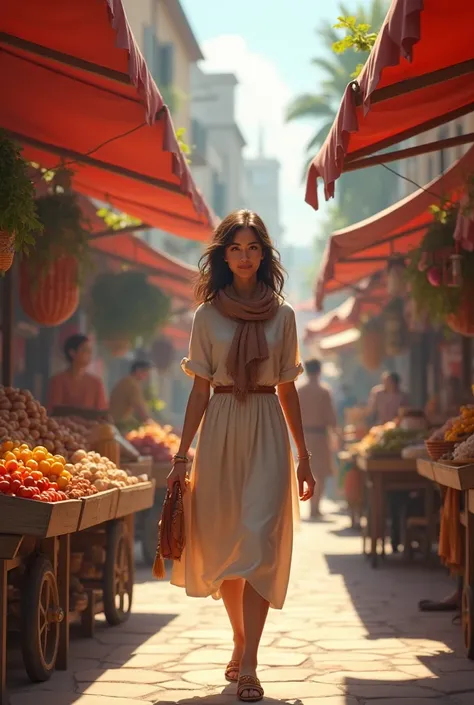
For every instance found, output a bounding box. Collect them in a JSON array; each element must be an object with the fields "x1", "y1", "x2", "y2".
[
  {"x1": 225, "y1": 659, "x2": 240, "y2": 682},
  {"x1": 237, "y1": 674, "x2": 264, "y2": 702}
]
